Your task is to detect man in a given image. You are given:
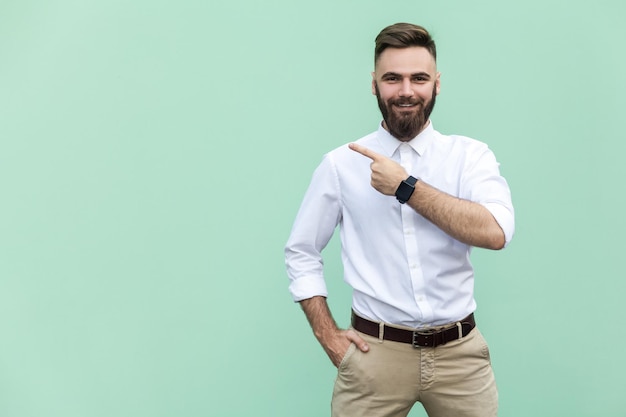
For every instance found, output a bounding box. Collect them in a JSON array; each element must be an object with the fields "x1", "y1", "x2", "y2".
[{"x1": 285, "y1": 23, "x2": 514, "y2": 417}]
